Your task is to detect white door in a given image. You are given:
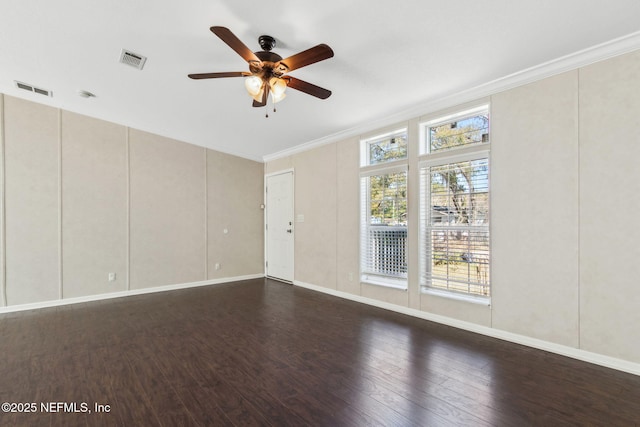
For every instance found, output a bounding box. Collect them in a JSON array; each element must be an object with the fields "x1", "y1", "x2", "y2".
[{"x1": 265, "y1": 171, "x2": 294, "y2": 282}]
